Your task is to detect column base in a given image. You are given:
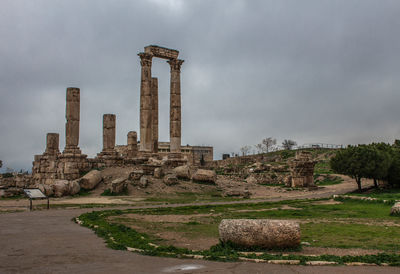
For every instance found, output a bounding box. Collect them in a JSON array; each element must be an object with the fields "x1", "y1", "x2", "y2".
[{"x1": 63, "y1": 146, "x2": 82, "y2": 155}]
